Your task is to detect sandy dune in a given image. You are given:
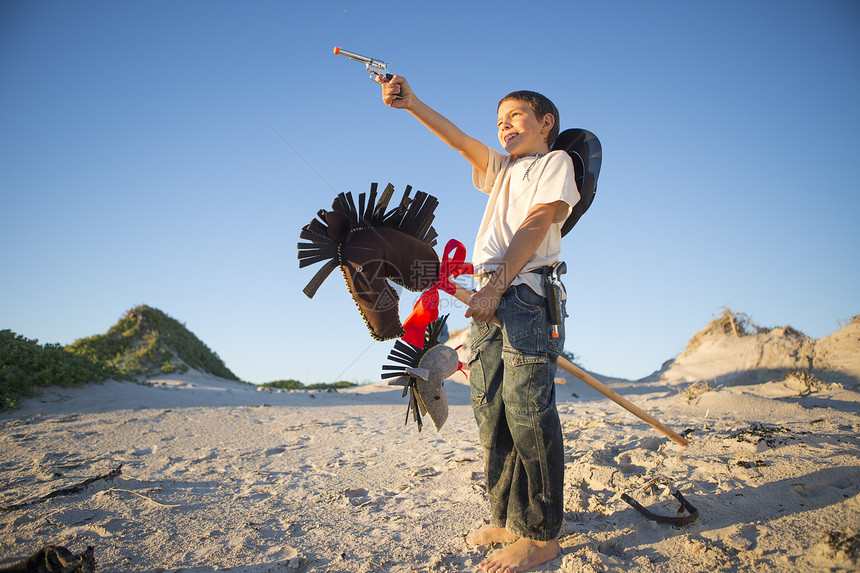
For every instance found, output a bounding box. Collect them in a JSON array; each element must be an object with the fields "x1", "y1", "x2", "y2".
[{"x1": 1, "y1": 318, "x2": 858, "y2": 572}]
